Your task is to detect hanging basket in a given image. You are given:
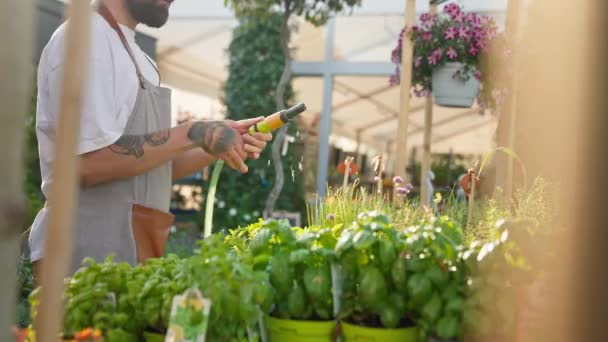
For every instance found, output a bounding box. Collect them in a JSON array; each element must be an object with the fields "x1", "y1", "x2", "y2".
[
  {"x1": 431, "y1": 62, "x2": 480, "y2": 108},
  {"x1": 341, "y1": 321, "x2": 419, "y2": 342},
  {"x1": 265, "y1": 315, "x2": 335, "y2": 341}
]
